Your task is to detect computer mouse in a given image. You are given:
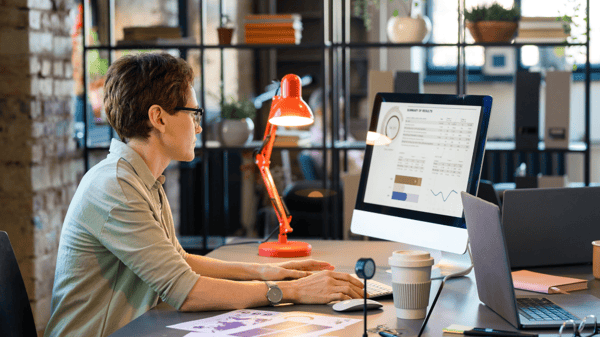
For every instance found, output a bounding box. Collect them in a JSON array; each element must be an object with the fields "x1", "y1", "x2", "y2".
[{"x1": 332, "y1": 299, "x2": 383, "y2": 312}]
